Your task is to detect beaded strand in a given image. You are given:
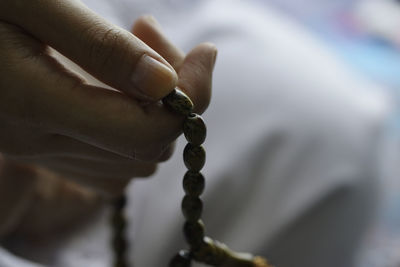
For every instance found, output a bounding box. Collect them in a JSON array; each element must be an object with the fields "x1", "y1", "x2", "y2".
[
  {"x1": 109, "y1": 88, "x2": 272, "y2": 267},
  {"x1": 163, "y1": 88, "x2": 273, "y2": 267}
]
